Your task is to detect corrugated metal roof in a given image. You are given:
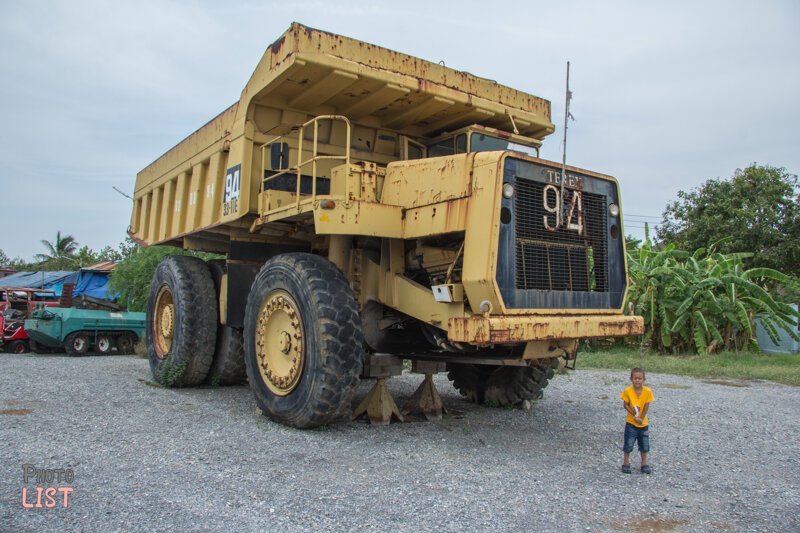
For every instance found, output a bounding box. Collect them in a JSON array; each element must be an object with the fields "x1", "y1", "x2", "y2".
[{"x1": 82, "y1": 261, "x2": 117, "y2": 272}]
